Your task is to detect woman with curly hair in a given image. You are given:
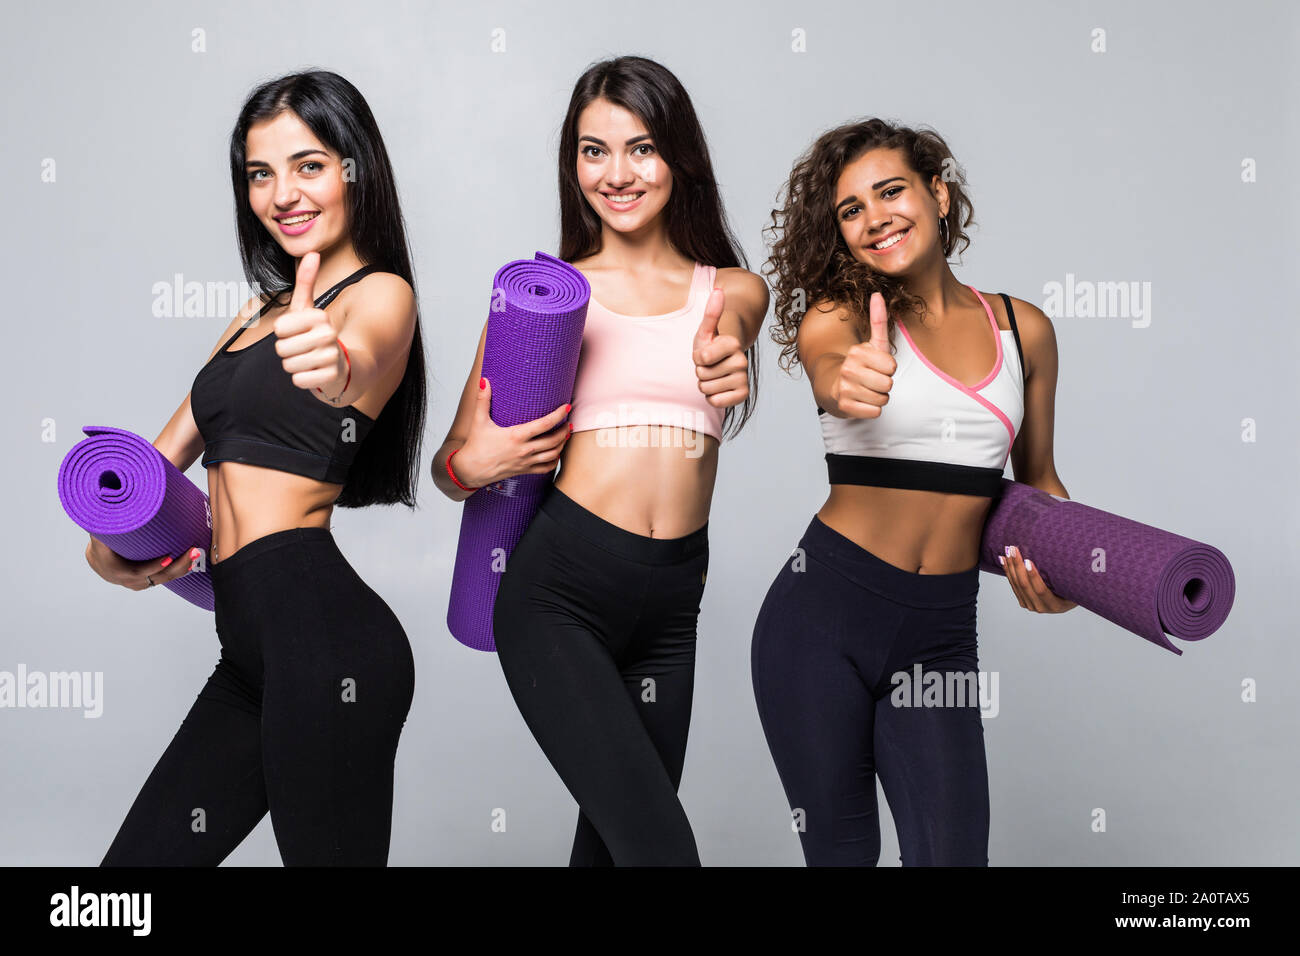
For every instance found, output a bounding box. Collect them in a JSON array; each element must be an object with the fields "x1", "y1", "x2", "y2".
[{"x1": 751, "y1": 118, "x2": 1076, "y2": 866}]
